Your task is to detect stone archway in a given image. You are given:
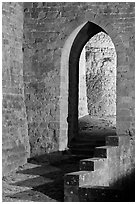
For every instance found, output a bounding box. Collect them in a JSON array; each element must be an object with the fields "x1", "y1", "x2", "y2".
[
  {"x1": 59, "y1": 19, "x2": 124, "y2": 151},
  {"x1": 79, "y1": 31, "x2": 117, "y2": 123},
  {"x1": 68, "y1": 22, "x2": 106, "y2": 148}
]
